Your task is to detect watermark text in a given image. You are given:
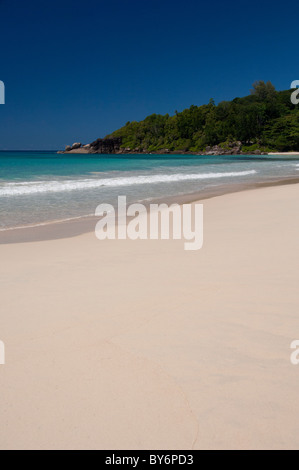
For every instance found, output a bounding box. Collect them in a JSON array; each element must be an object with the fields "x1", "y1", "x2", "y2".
[
  {"x1": 0, "y1": 81, "x2": 5, "y2": 105},
  {"x1": 95, "y1": 196, "x2": 204, "y2": 251},
  {"x1": 0, "y1": 340, "x2": 5, "y2": 365},
  {"x1": 291, "y1": 81, "x2": 299, "y2": 105},
  {"x1": 290, "y1": 340, "x2": 299, "y2": 365}
]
